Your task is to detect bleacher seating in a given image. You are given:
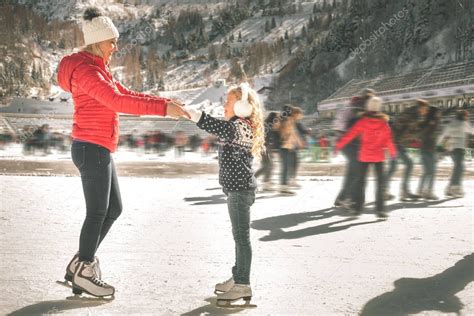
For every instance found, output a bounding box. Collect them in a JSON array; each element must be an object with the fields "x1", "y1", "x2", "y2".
[{"x1": 323, "y1": 61, "x2": 474, "y2": 102}]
